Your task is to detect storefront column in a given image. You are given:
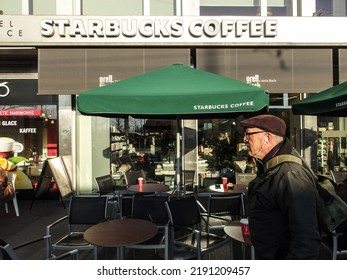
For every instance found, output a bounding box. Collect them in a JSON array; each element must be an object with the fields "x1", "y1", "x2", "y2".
[
  {"x1": 301, "y1": 115, "x2": 318, "y2": 173},
  {"x1": 76, "y1": 114, "x2": 110, "y2": 194},
  {"x1": 182, "y1": 119, "x2": 198, "y2": 184},
  {"x1": 58, "y1": 95, "x2": 75, "y2": 190}
]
